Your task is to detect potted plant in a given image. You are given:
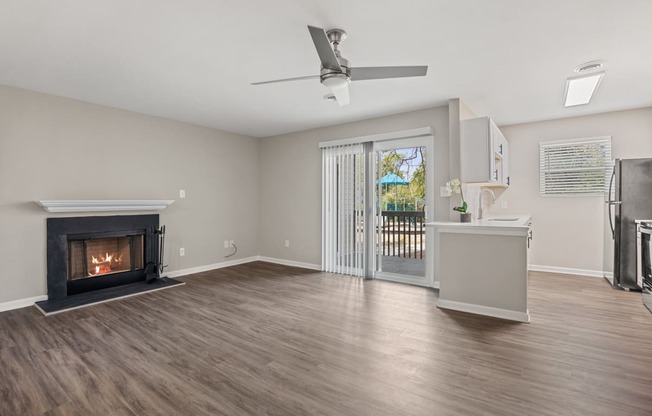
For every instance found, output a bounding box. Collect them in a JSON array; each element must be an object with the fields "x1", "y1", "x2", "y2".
[{"x1": 445, "y1": 178, "x2": 472, "y2": 222}]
